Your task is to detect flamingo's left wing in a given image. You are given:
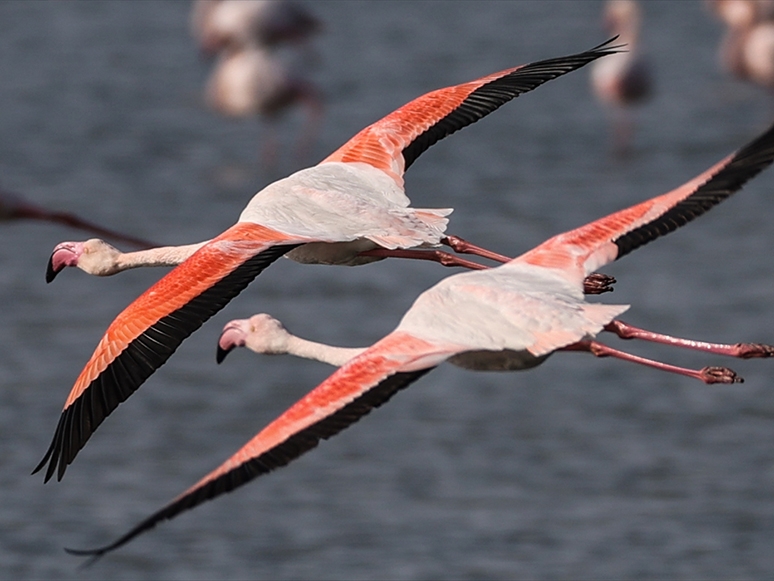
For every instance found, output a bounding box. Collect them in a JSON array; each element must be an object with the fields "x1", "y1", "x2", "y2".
[
  {"x1": 516, "y1": 120, "x2": 774, "y2": 278},
  {"x1": 35, "y1": 223, "x2": 308, "y2": 483},
  {"x1": 322, "y1": 38, "x2": 620, "y2": 182},
  {"x1": 66, "y1": 332, "x2": 453, "y2": 559}
]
